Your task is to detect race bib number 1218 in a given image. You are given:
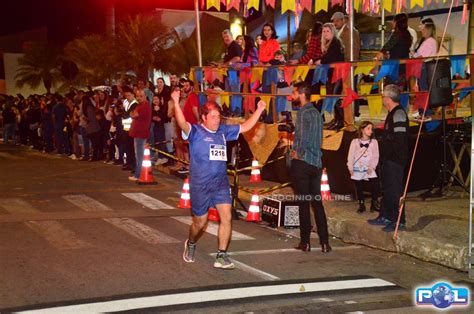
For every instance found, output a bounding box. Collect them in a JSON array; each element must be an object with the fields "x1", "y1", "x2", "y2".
[{"x1": 209, "y1": 144, "x2": 227, "y2": 161}]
